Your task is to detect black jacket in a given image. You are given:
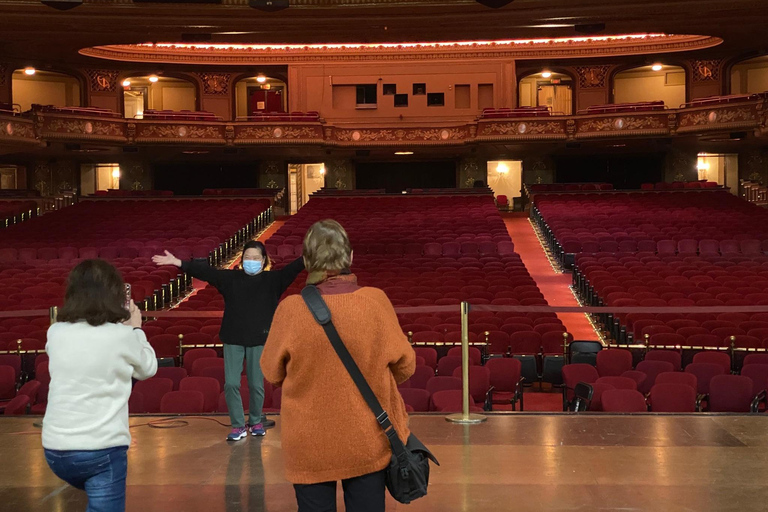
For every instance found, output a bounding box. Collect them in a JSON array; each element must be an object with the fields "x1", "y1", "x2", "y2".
[{"x1": 180, "y1": 257, "x2": 305, "y2": 347}]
